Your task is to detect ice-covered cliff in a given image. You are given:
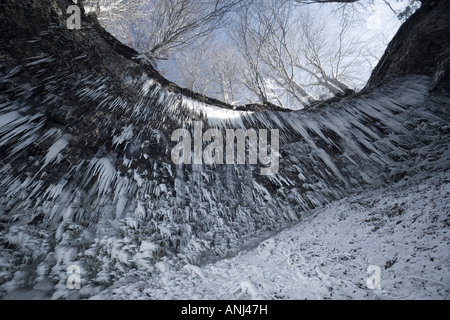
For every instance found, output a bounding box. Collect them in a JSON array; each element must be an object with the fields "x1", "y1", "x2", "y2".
[{"x1": 0, "y1": 0, "x2": 449, "y2": 299}]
